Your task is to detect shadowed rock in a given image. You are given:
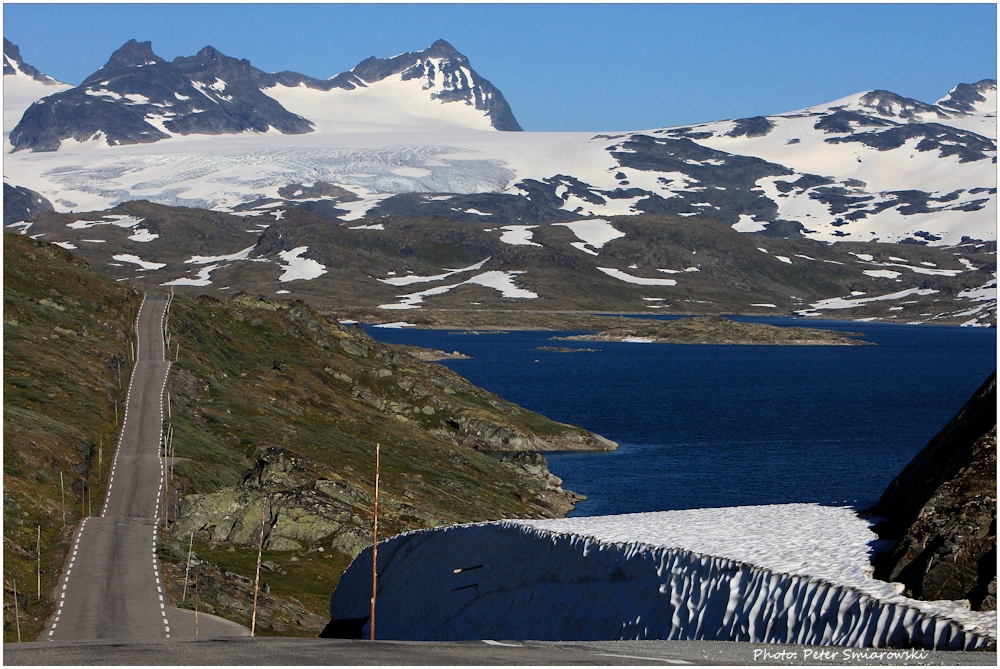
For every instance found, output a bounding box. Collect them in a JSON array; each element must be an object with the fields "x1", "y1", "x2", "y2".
[{"x1": 870, "y1": 371, "x2": 996, "y2": 610}]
